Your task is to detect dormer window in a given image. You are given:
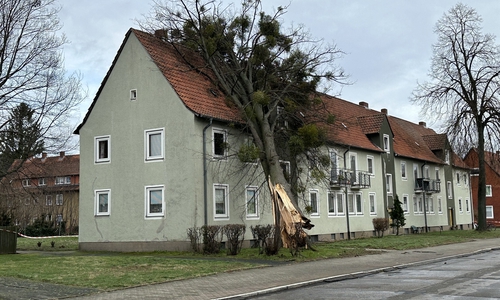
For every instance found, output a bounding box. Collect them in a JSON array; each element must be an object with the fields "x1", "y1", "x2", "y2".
[
  {"x1": 22, "y1": 179, "x2": 30, "y2": 187},
  {"x1": 383, "y1": 134, "x2": 390, "y2": 152},
  {"x1": 445, "y1": 150, "x2": 450, "y2": 164}
]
